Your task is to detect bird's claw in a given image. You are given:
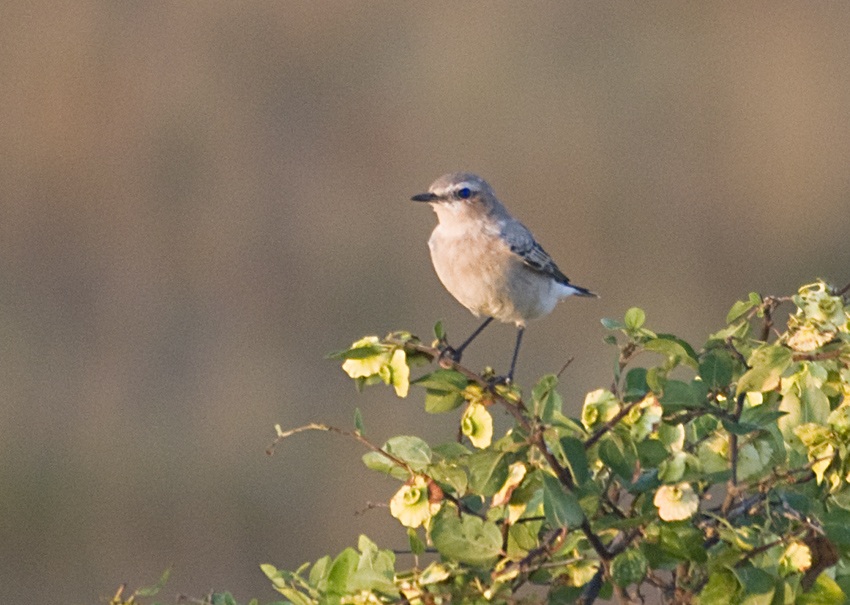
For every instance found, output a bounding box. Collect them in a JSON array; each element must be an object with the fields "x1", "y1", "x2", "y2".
[
  {"x1": 437, "y1": 345, "x2": 461, "y2": 367},
  {"x1": 487, "y1": 375, "x2": 513, "y2": 388}
]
